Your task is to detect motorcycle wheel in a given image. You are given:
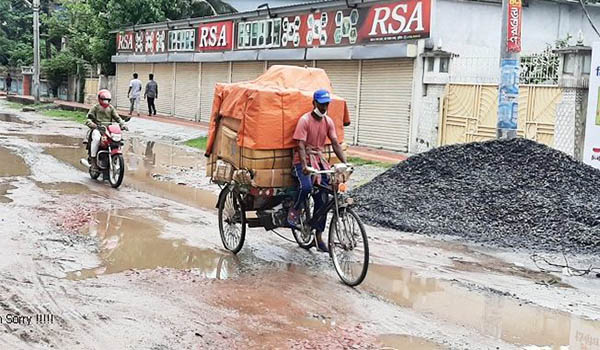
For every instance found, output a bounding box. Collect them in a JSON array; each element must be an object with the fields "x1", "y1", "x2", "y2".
[{"x1": 108, "y1": 154, "x2": 125, "y2": 188}]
